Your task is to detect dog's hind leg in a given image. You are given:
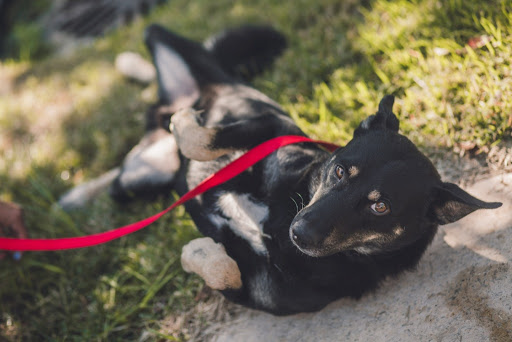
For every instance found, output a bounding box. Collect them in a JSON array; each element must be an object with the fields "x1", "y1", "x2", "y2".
[
  {"x1": 58, "y1": 127, "x2": 181, "y2": 208},
  {"x1": 144, "y1": 25, "x2": 295, "y2": 162}
]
